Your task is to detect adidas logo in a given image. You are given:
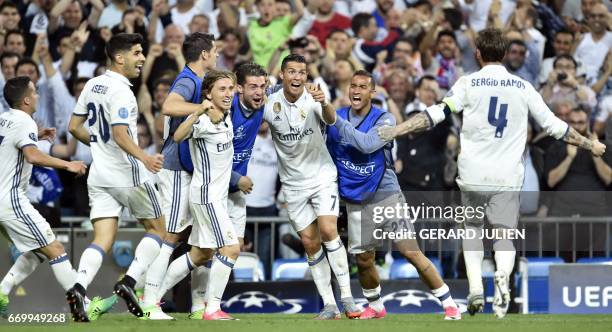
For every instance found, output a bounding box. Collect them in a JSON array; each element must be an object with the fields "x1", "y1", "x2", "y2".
[{"x1": 274, "y1": 116, "x2": 282, "y2": 121}]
